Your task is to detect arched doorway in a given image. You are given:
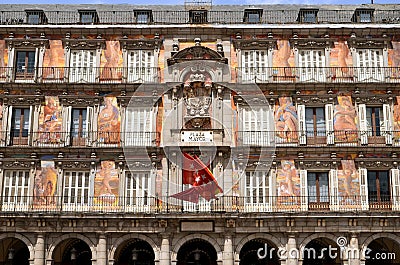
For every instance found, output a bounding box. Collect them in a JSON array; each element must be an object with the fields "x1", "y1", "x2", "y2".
[
  {"x1": 53, "y1": 238, "x2": 92, "y2": 265},
  {"x1": 114, "y1": 239, "x2": 155, "y2": 265},
  {"x1": 366, "y1": 237, "x2": 400, "y2": 265},
  {"x1": 239, "y1": 238, "x2": 279, "y2": 265},
  {"x1": 302, "y1": 238, "x2": 341, "y2": 265},
  {"x1": 0, "y1": 237, "x2": 29, "y2": 265},
  {"x1": 177, "y1": 238, "x2": 218, "y2": 265}
]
